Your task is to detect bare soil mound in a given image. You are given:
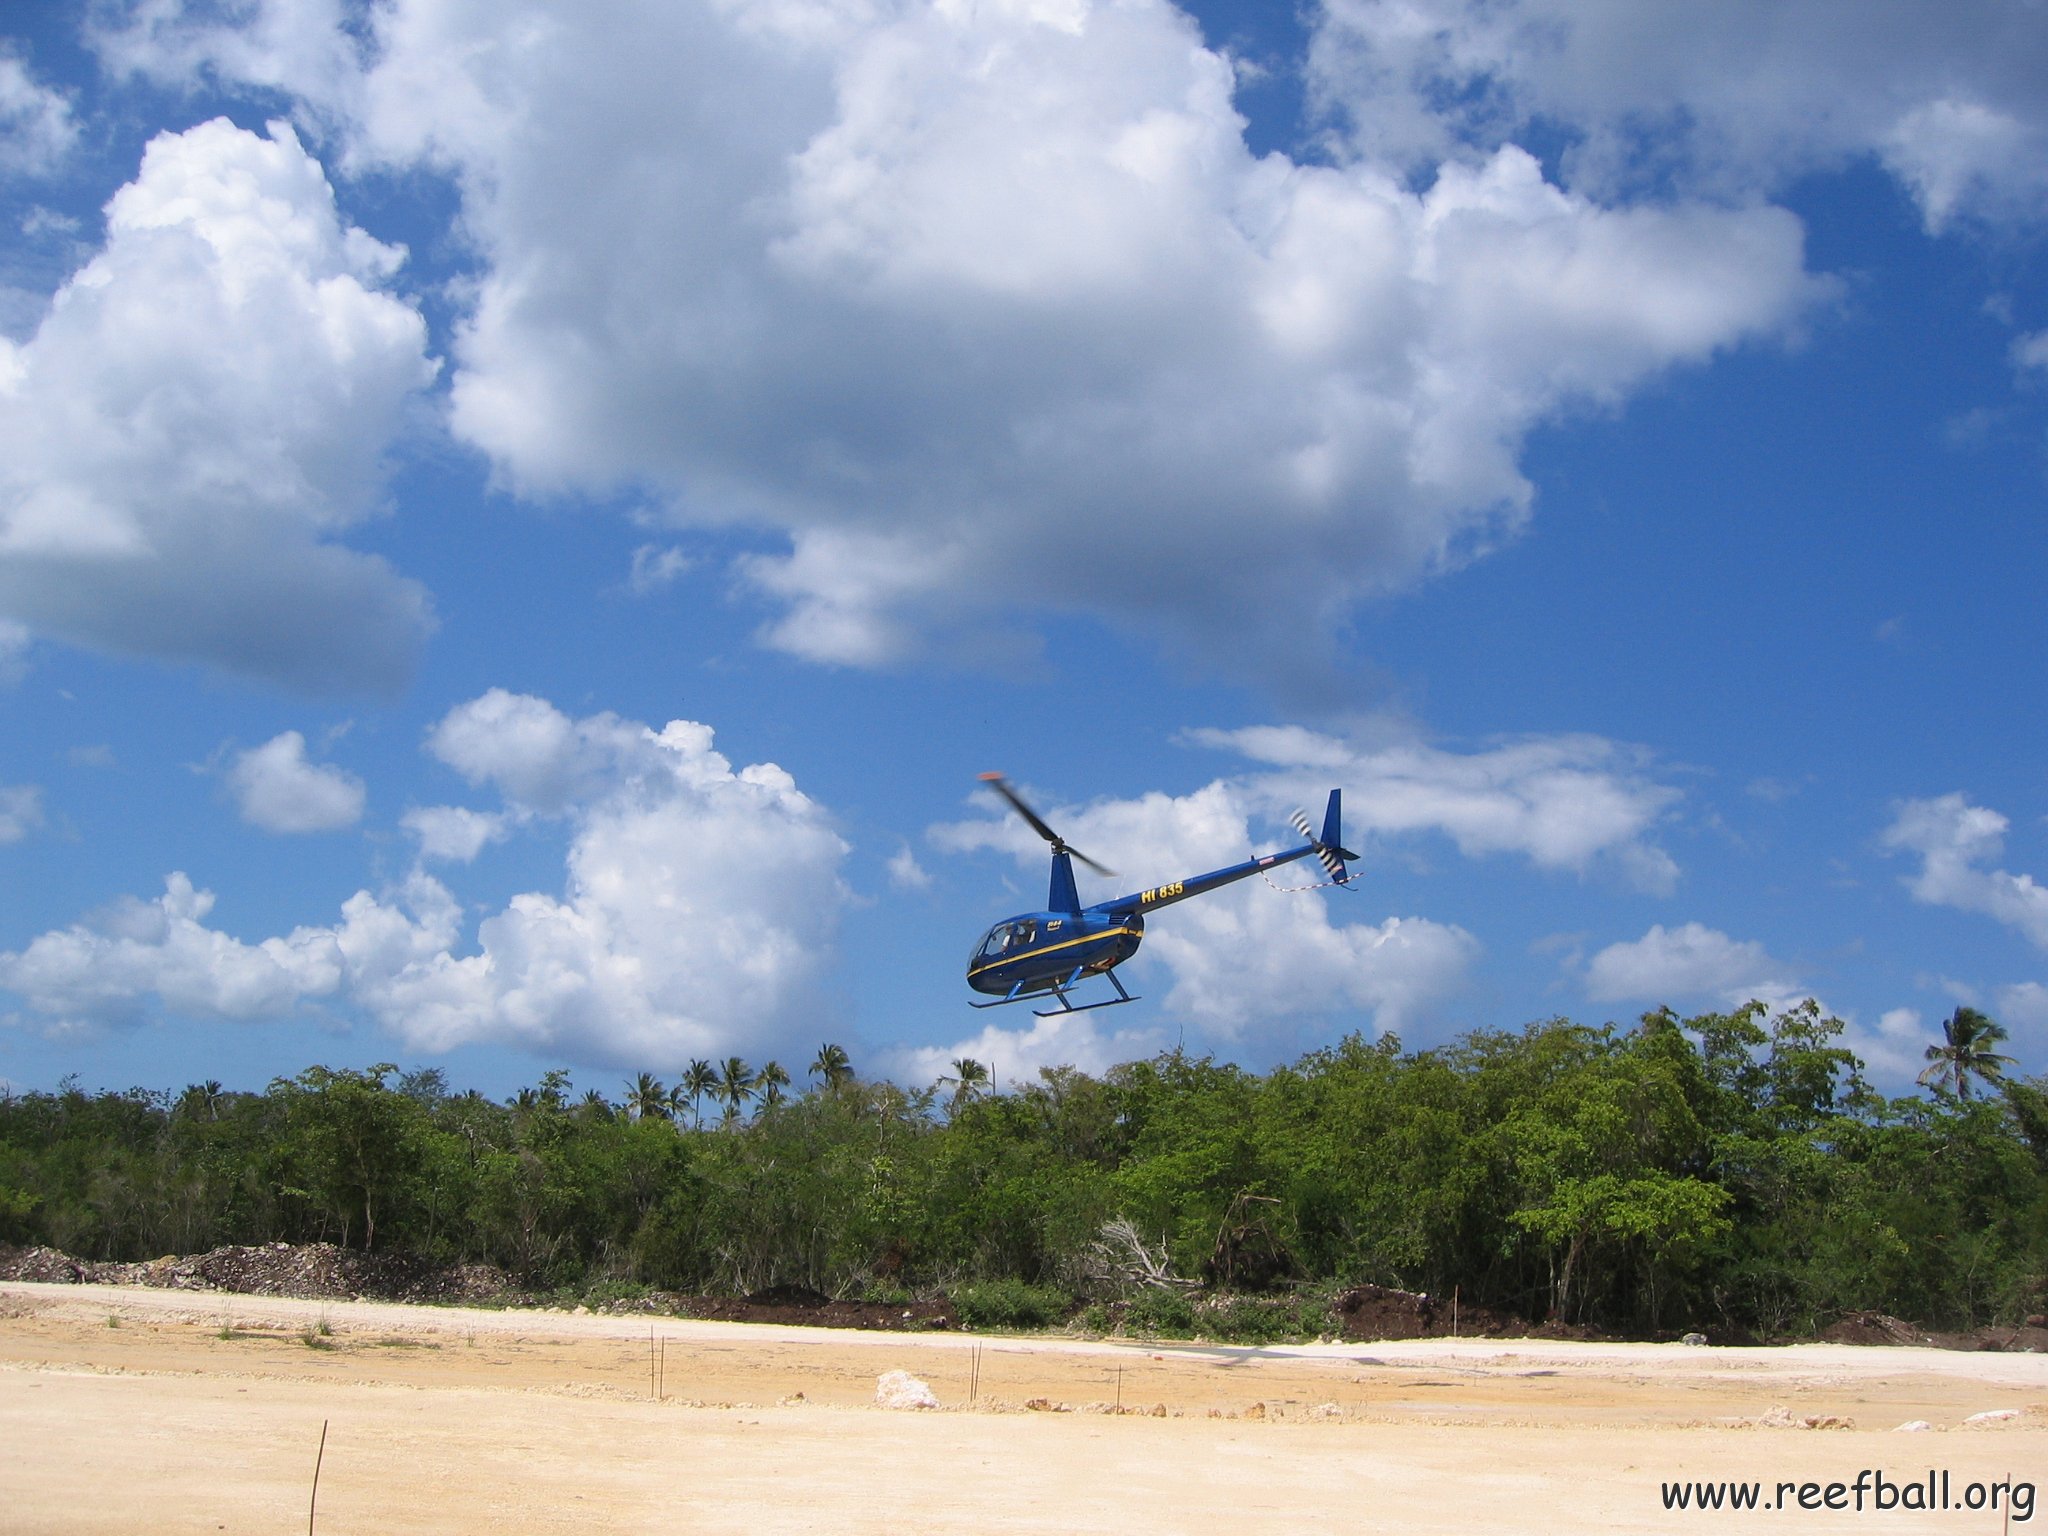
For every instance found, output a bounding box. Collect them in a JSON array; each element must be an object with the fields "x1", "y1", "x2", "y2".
[
  {"x1": 1820, "y1": 1309, "x2": 1925, "y2": 1346},
  {"x1": 1819, "y1": 1307, "x2": 2048, "y2": 1352},
  {"x1": 1329, "y1": 1283, "x2": 1526, "y2": 1341}
]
